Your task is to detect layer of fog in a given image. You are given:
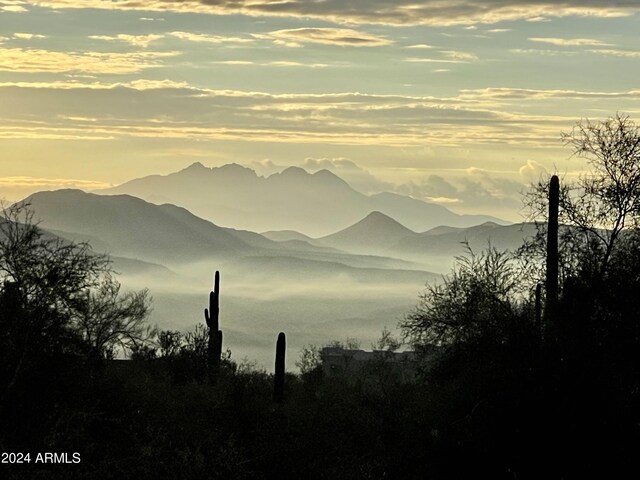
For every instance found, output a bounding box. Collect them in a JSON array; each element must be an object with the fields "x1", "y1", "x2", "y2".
[{"x1": 119, "y1": 259, "x2": 441, "y2": 371}]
